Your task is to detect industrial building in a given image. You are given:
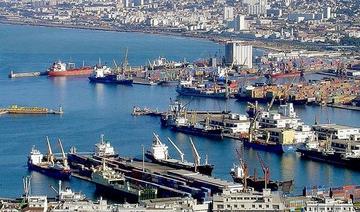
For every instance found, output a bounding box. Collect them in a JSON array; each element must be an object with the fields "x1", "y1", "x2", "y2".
[{"x1": 225, "y1": 41, "x2": 253, "y2": 68}]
